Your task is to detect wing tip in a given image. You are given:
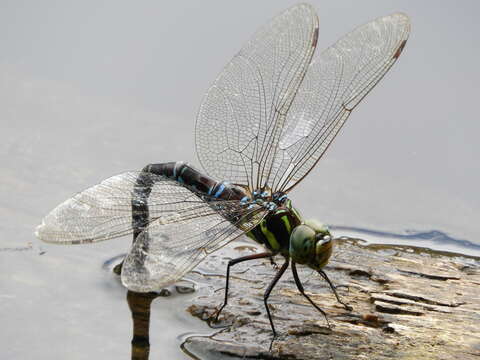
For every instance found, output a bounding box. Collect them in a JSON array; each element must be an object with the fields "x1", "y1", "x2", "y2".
[
  {"x1": 35, "y1": 222, "x2": 47, "y2": 242},
  {"x1": 392, "y1": 12, "x2": 411, "y2": 22},
  {"x1": 35, "y1": 221, "x2": 63, "y2": 244},
  {"x1": 289, "y1": 2, "x2": 316, "y2": 13},
  {"x1": 387, "y1": 12, "x2": 412, "y2": 35},
  {"x1": 34, "y1": 222, "x2": 93, "y2": 245}
]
